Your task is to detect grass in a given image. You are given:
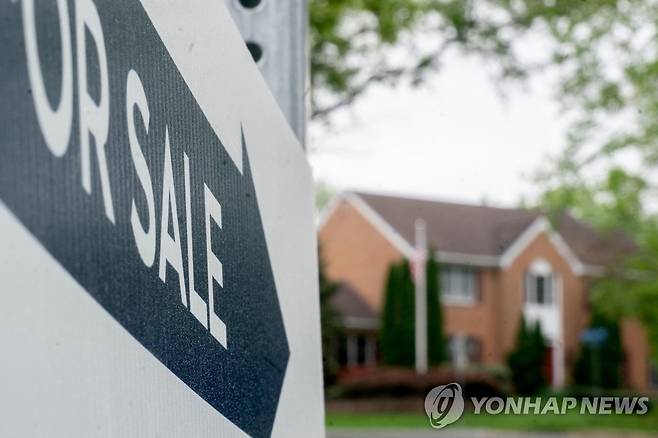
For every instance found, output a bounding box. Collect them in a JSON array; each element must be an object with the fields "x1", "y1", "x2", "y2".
[{"x1": 326, "y1": 408, "x2": 658, "y2": 432}]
